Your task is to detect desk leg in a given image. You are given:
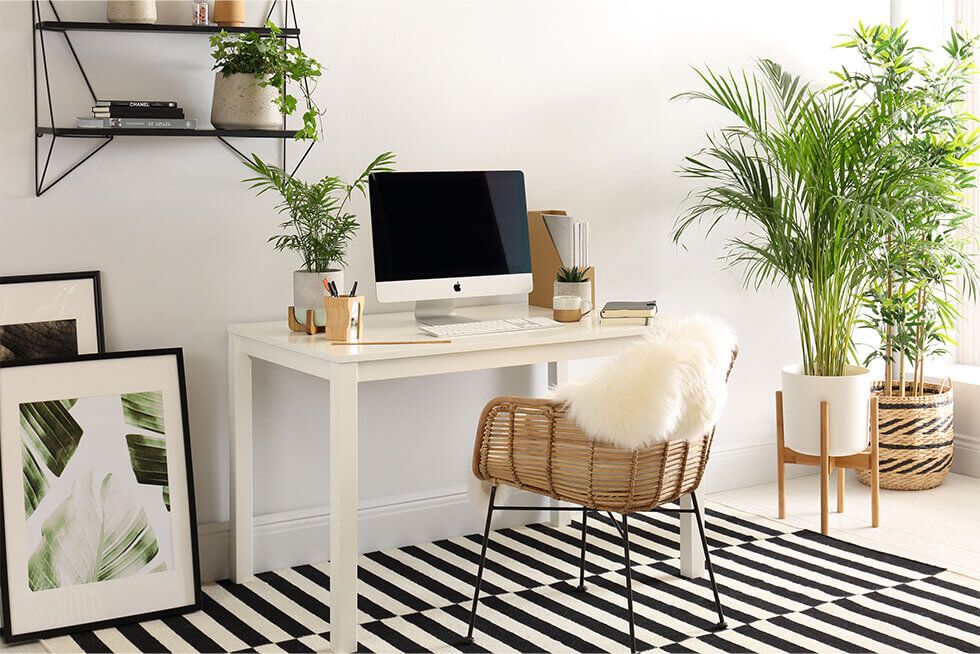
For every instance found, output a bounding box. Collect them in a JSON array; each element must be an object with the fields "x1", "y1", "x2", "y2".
[
  {"x1": 330, "y1": 365, "x2": 359, "y2": 654},
  {"x1": 547, "y1": 361, "x2": 572, "y2": 528},
  {"x1": 679, "y1": 488, "x2": 706, "y2": 579},
  {"x1": 229, "y1": 337, "x2": 254, "y2": 583}
]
